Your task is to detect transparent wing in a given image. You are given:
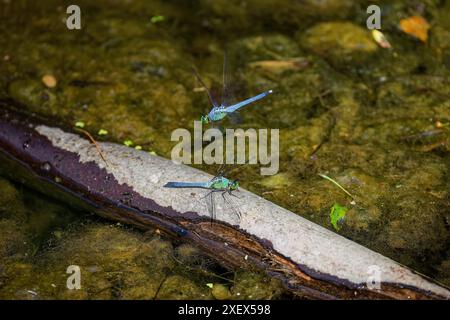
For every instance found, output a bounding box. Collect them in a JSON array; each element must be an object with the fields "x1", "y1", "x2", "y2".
[
  {"x1": 192, "y1": 66, "x2": 219, "y2": 108},
  {"x1": 221, "y1": 51, "x2": 236, "y2": 107},
  {"x1": 206, "y1": 191, "x2": 216, "y2": 221},
  {"x1": 222, "y1": 192, "x2": 242, "y2": 223},
  {"x1": 228, "y1": 110, "x2": 243, "y2": 125}
]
